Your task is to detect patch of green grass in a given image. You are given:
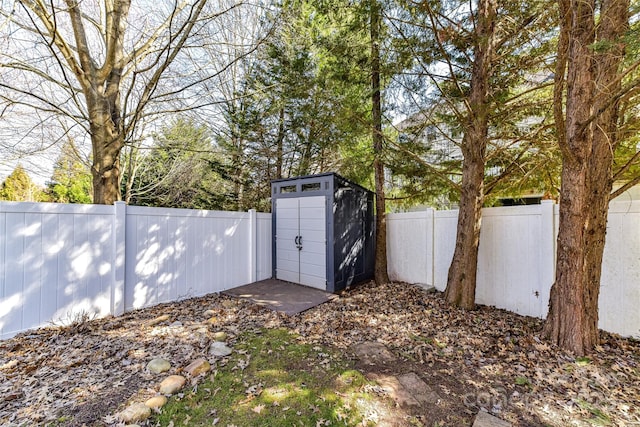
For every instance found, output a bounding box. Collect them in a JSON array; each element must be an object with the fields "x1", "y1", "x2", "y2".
[
  {"x1": 575, "y1": 356, "x2": 591, "y2": 366},
  {"x1": 152, "y1": 328, "x2": 387, "y2": 426},
  {"x1": 576, "y1": 399, "x2": 612, "y2": 426},
  {"x1": 45, "y1": 416, "x2": 72, "y2": 426}
]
